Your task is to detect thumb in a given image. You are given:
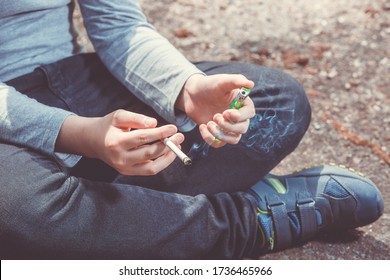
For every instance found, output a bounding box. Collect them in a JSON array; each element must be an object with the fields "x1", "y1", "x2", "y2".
[
  {"x1": 111, "y1": 109, "x2": 157, "y2": 129},
  {"x1": 215, "y1": 74, "x2": 255, "y2": 93}
]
